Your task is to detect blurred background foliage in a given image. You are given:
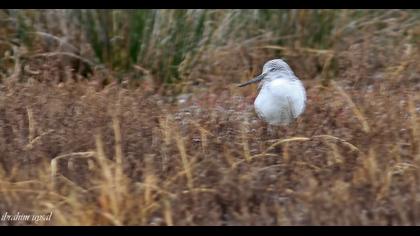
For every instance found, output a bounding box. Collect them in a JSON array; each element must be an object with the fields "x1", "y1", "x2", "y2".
[
  {"x1": 0, "y1": 9, "x2": 419, "y2": 226},
  {"x1": 1, "y1": 9, "x2": 418, "y2": 87}
]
